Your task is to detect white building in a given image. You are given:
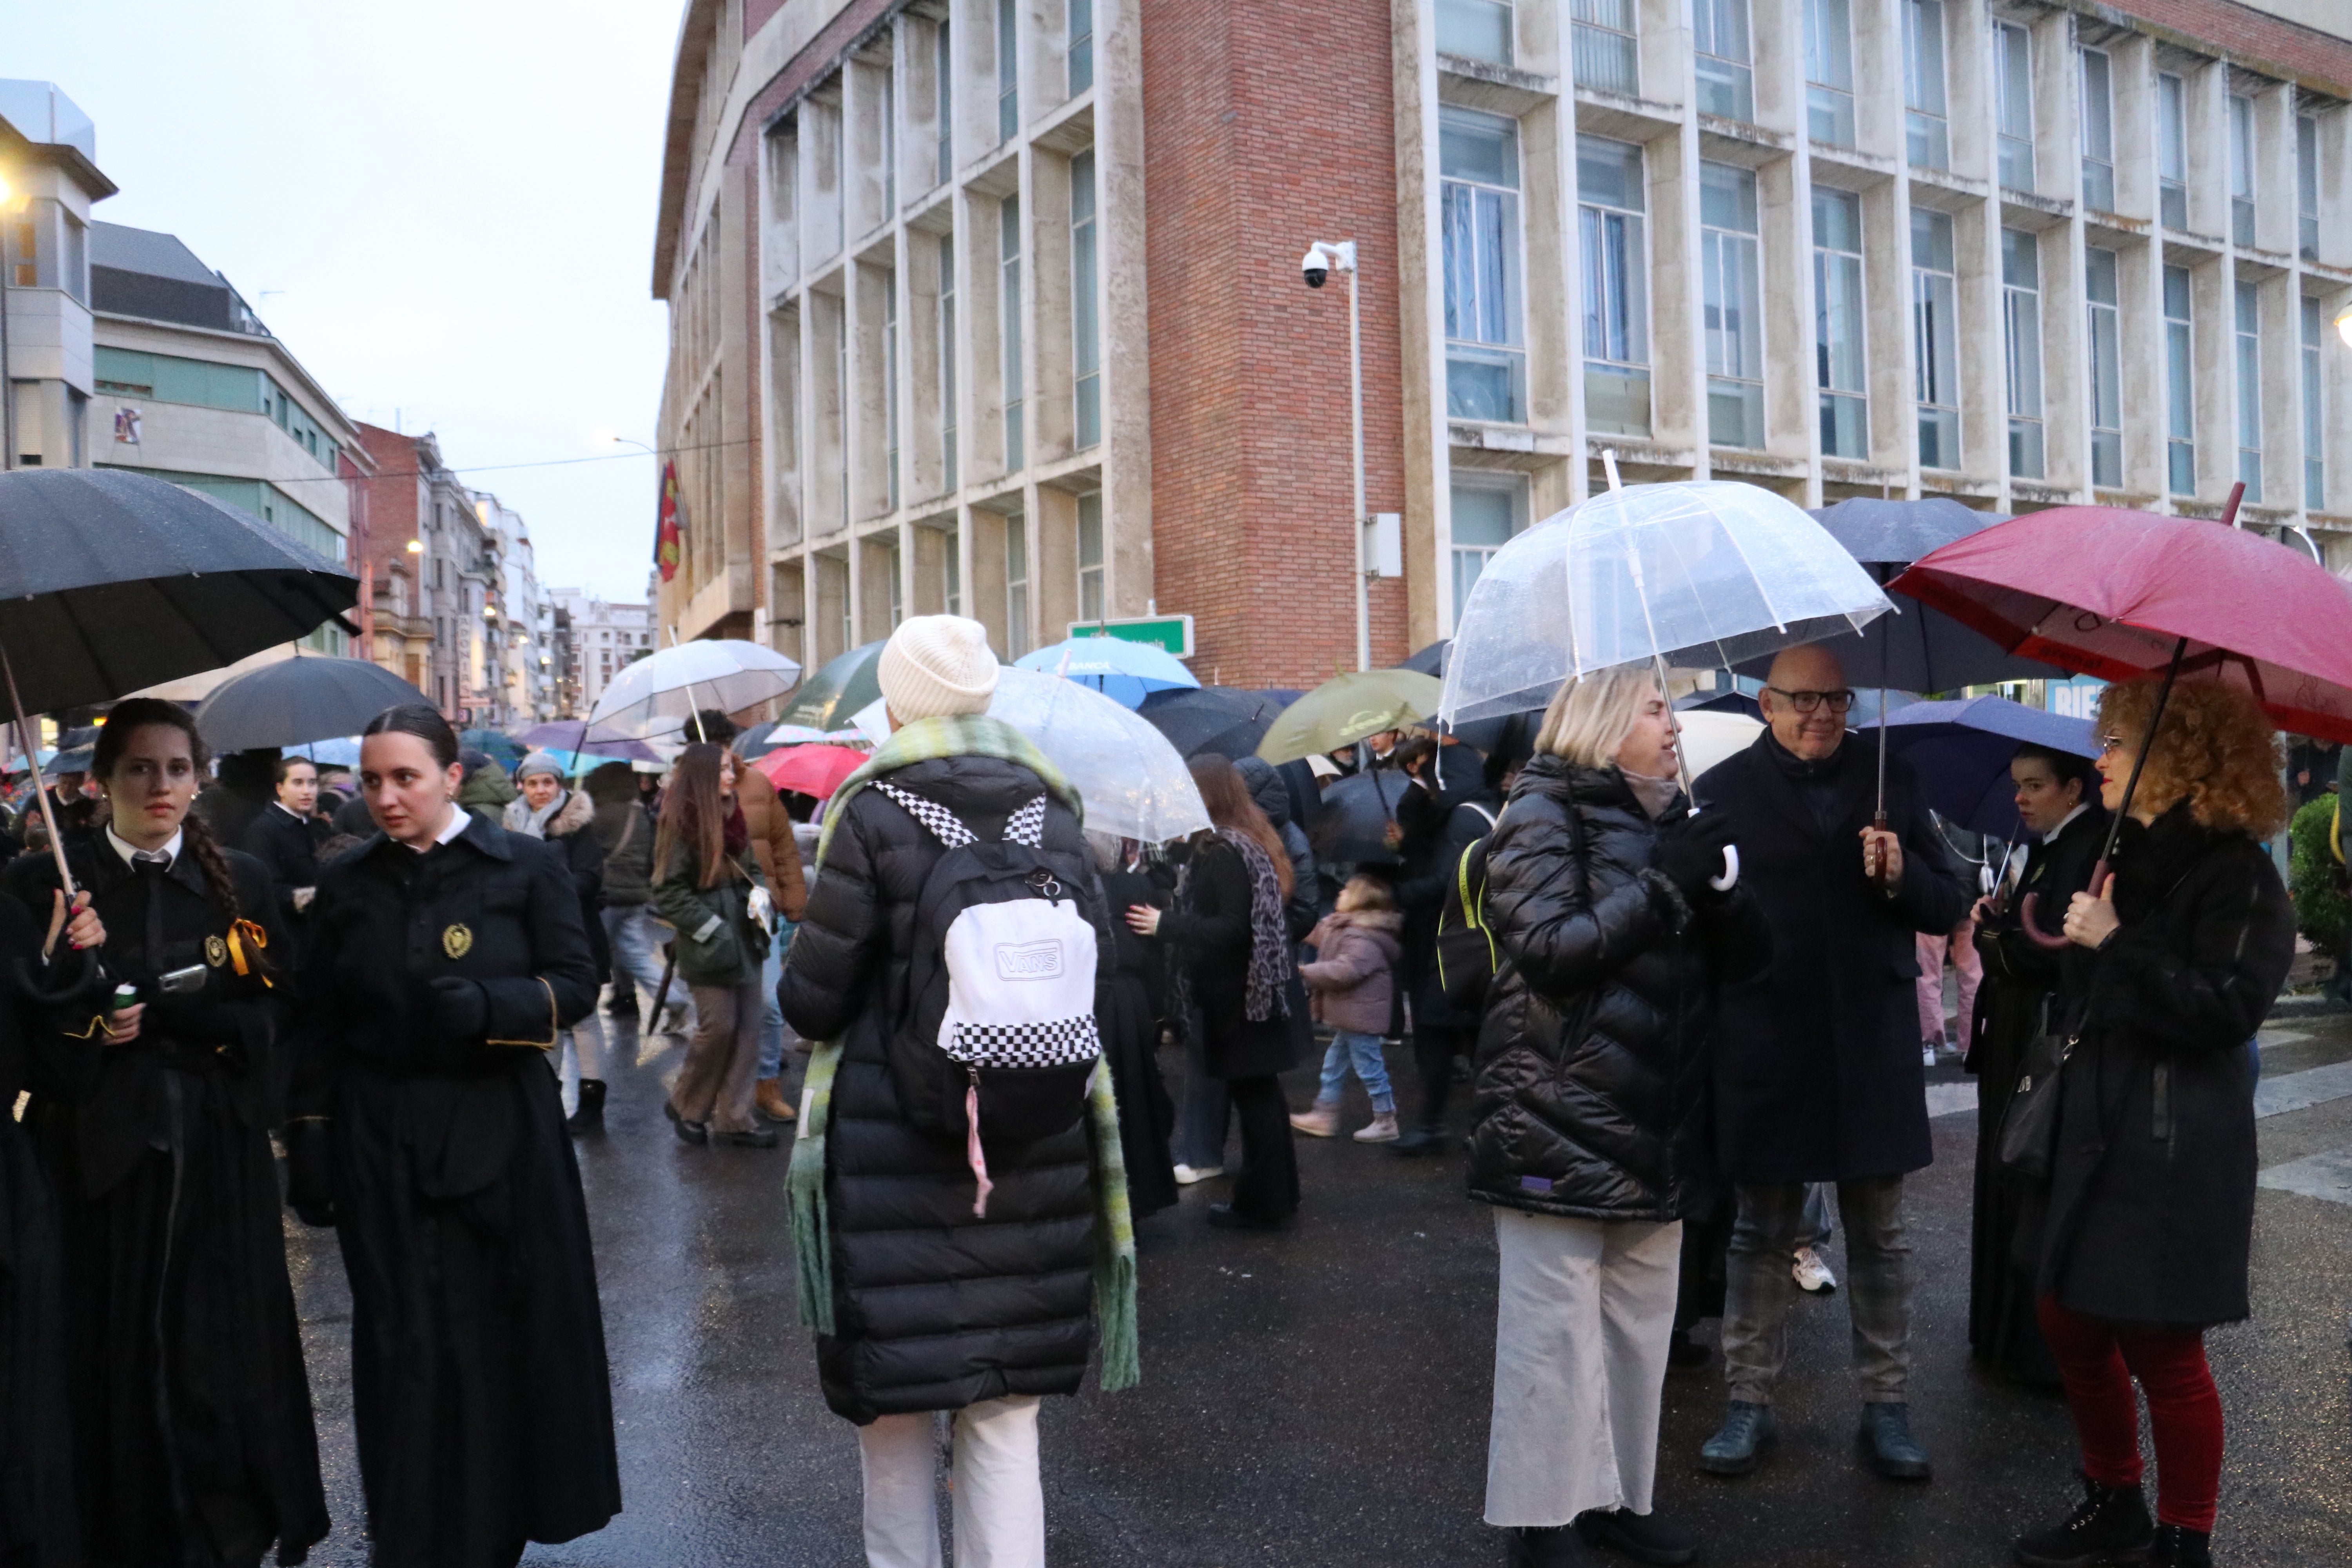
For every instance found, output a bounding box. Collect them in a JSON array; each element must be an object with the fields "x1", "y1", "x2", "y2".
[
  {"x1": 0, "y1": 80, "x2": 112, "y2": 472},
  {"x1": 477, "y1": 492, "x2": 554, "y2": 726},
  {"x1": 548, "y1": 588, "x2": 656, "y2": 719}
]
